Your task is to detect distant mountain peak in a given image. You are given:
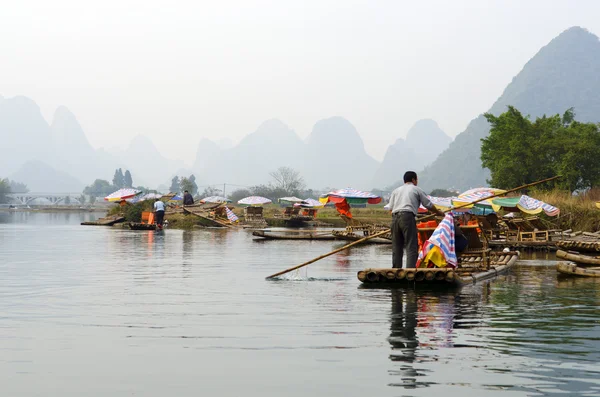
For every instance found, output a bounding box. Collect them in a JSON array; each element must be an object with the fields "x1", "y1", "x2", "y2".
[
  {"x1": 420, "y1": 25, "x2": 600, "y2": 191},
  {"x1": 307, "y1": 116, "x2": 366, "y2": 150}
]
